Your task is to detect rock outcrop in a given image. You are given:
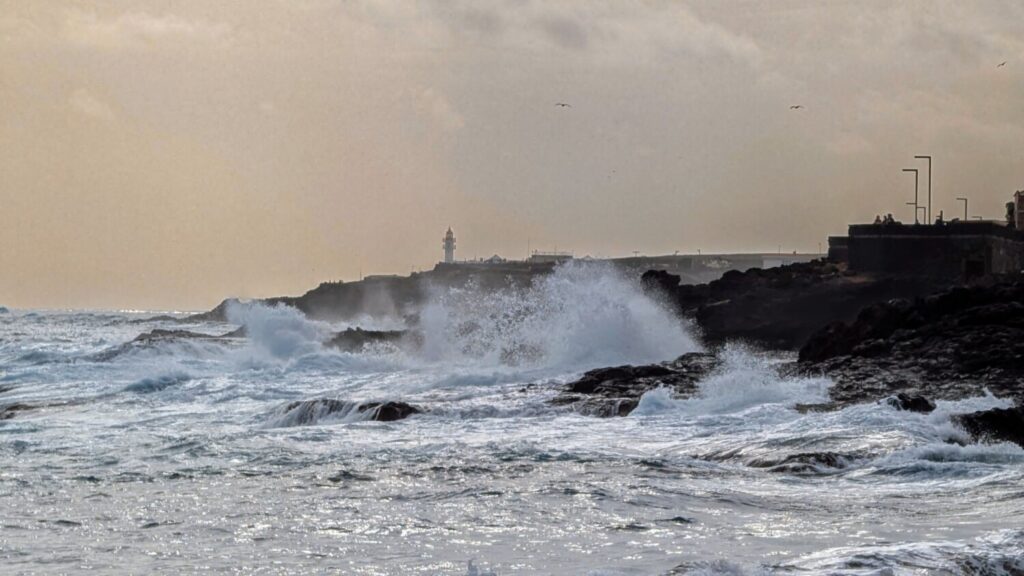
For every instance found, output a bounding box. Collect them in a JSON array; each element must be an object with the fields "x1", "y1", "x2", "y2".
[
  {"x1": 91, "y1": 328, "x2": 239, "y2": 361},
  {"x1": 0, "y1": 403, "x2": 35, "y2": 420},
  {"x1": 643, "y1": 261, "x2": 952, "y2": 351},
  {"x1": 886, "y1": 393, "x2": 936, "y2": 413},
  {"x1": 797, "y1": 281, "x2": 1024, "y2": 406},
  {"x1": 275, "y1": 399, "x2": 421, "y2": 426},
  {"x1": 187, "y1": 262, "x2": 555, "y2": 323},
  {"x1": 954, "y1": 406, "x2": 1024, "y2": 448},
  {"x1": 326, "y1": 328, "x2": 413, "y2": 353},
  {"x1": 551, "y1": 352, "x2": 720, "y2": 417}
]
